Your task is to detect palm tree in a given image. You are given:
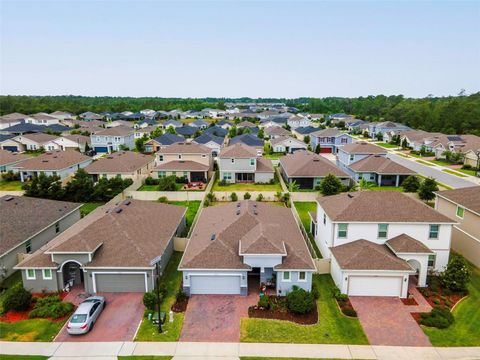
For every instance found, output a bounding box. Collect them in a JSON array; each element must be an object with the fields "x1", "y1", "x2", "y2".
[
  {"x1": 358, "y1": 179, "x2": 375, "y2": 191},
  {"x1": 288, "y1": 181, "x2": 300, "y2": 192}
]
